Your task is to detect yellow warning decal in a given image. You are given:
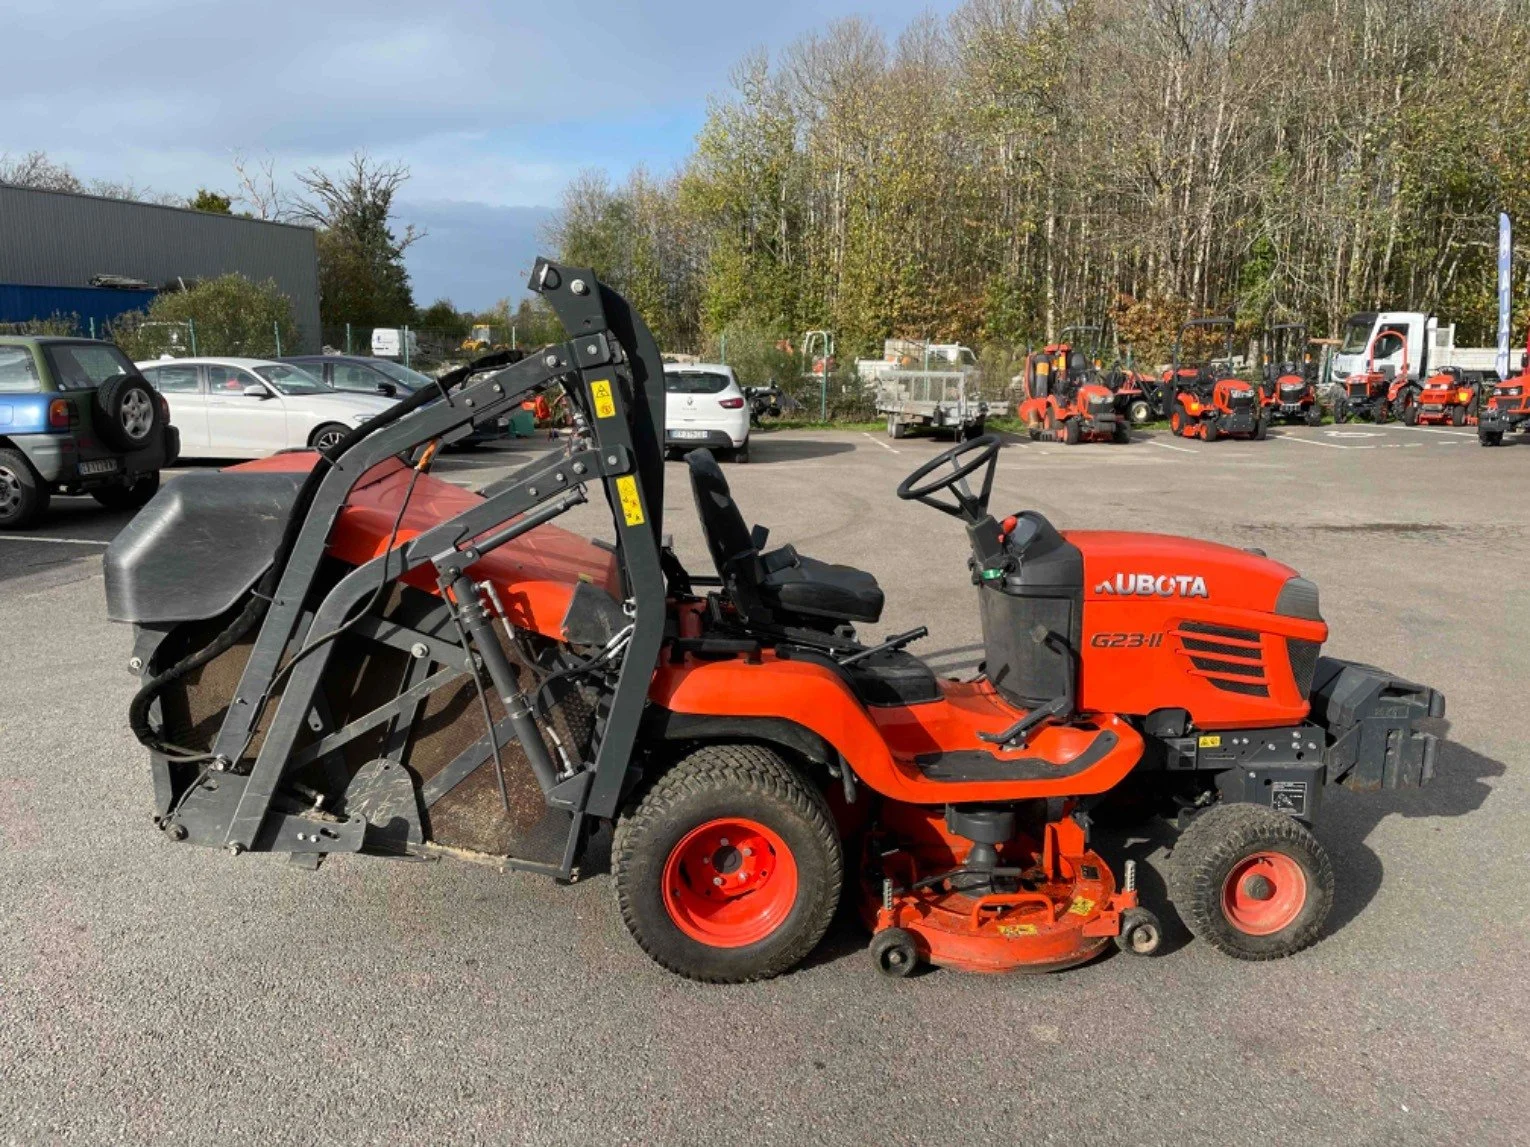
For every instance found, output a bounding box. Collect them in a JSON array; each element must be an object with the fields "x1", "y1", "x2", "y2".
[
  {"x1": 998, "y1": 923, "x2": 1039, "y2": 937},
  {"x1": 615, "y1": 475, "x2": 644, "y2": 527},
  {"x1": 1068, "y1": 897, "x2": 1096, "y2": 917},
  {"x1": 1198, "y1": 734, "x2": 1222, "y2": 748},
  {"x1": 590, "y1": 378, "x2": 617, "y2": 419}
]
